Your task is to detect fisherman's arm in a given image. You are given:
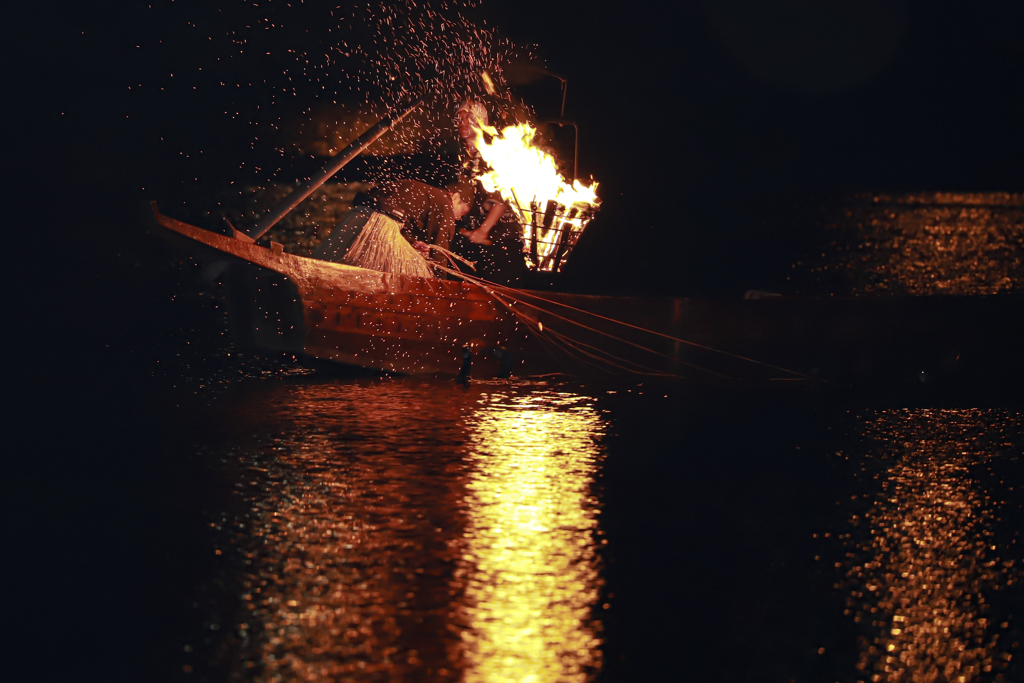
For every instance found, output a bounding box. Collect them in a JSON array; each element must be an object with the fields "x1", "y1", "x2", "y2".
[
  {"x1": 461, "y1": 198, "x2": 506, "y2": 246},
  {"x1": 426, "y1": 198, "x2": 457, "y2": 254}
]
